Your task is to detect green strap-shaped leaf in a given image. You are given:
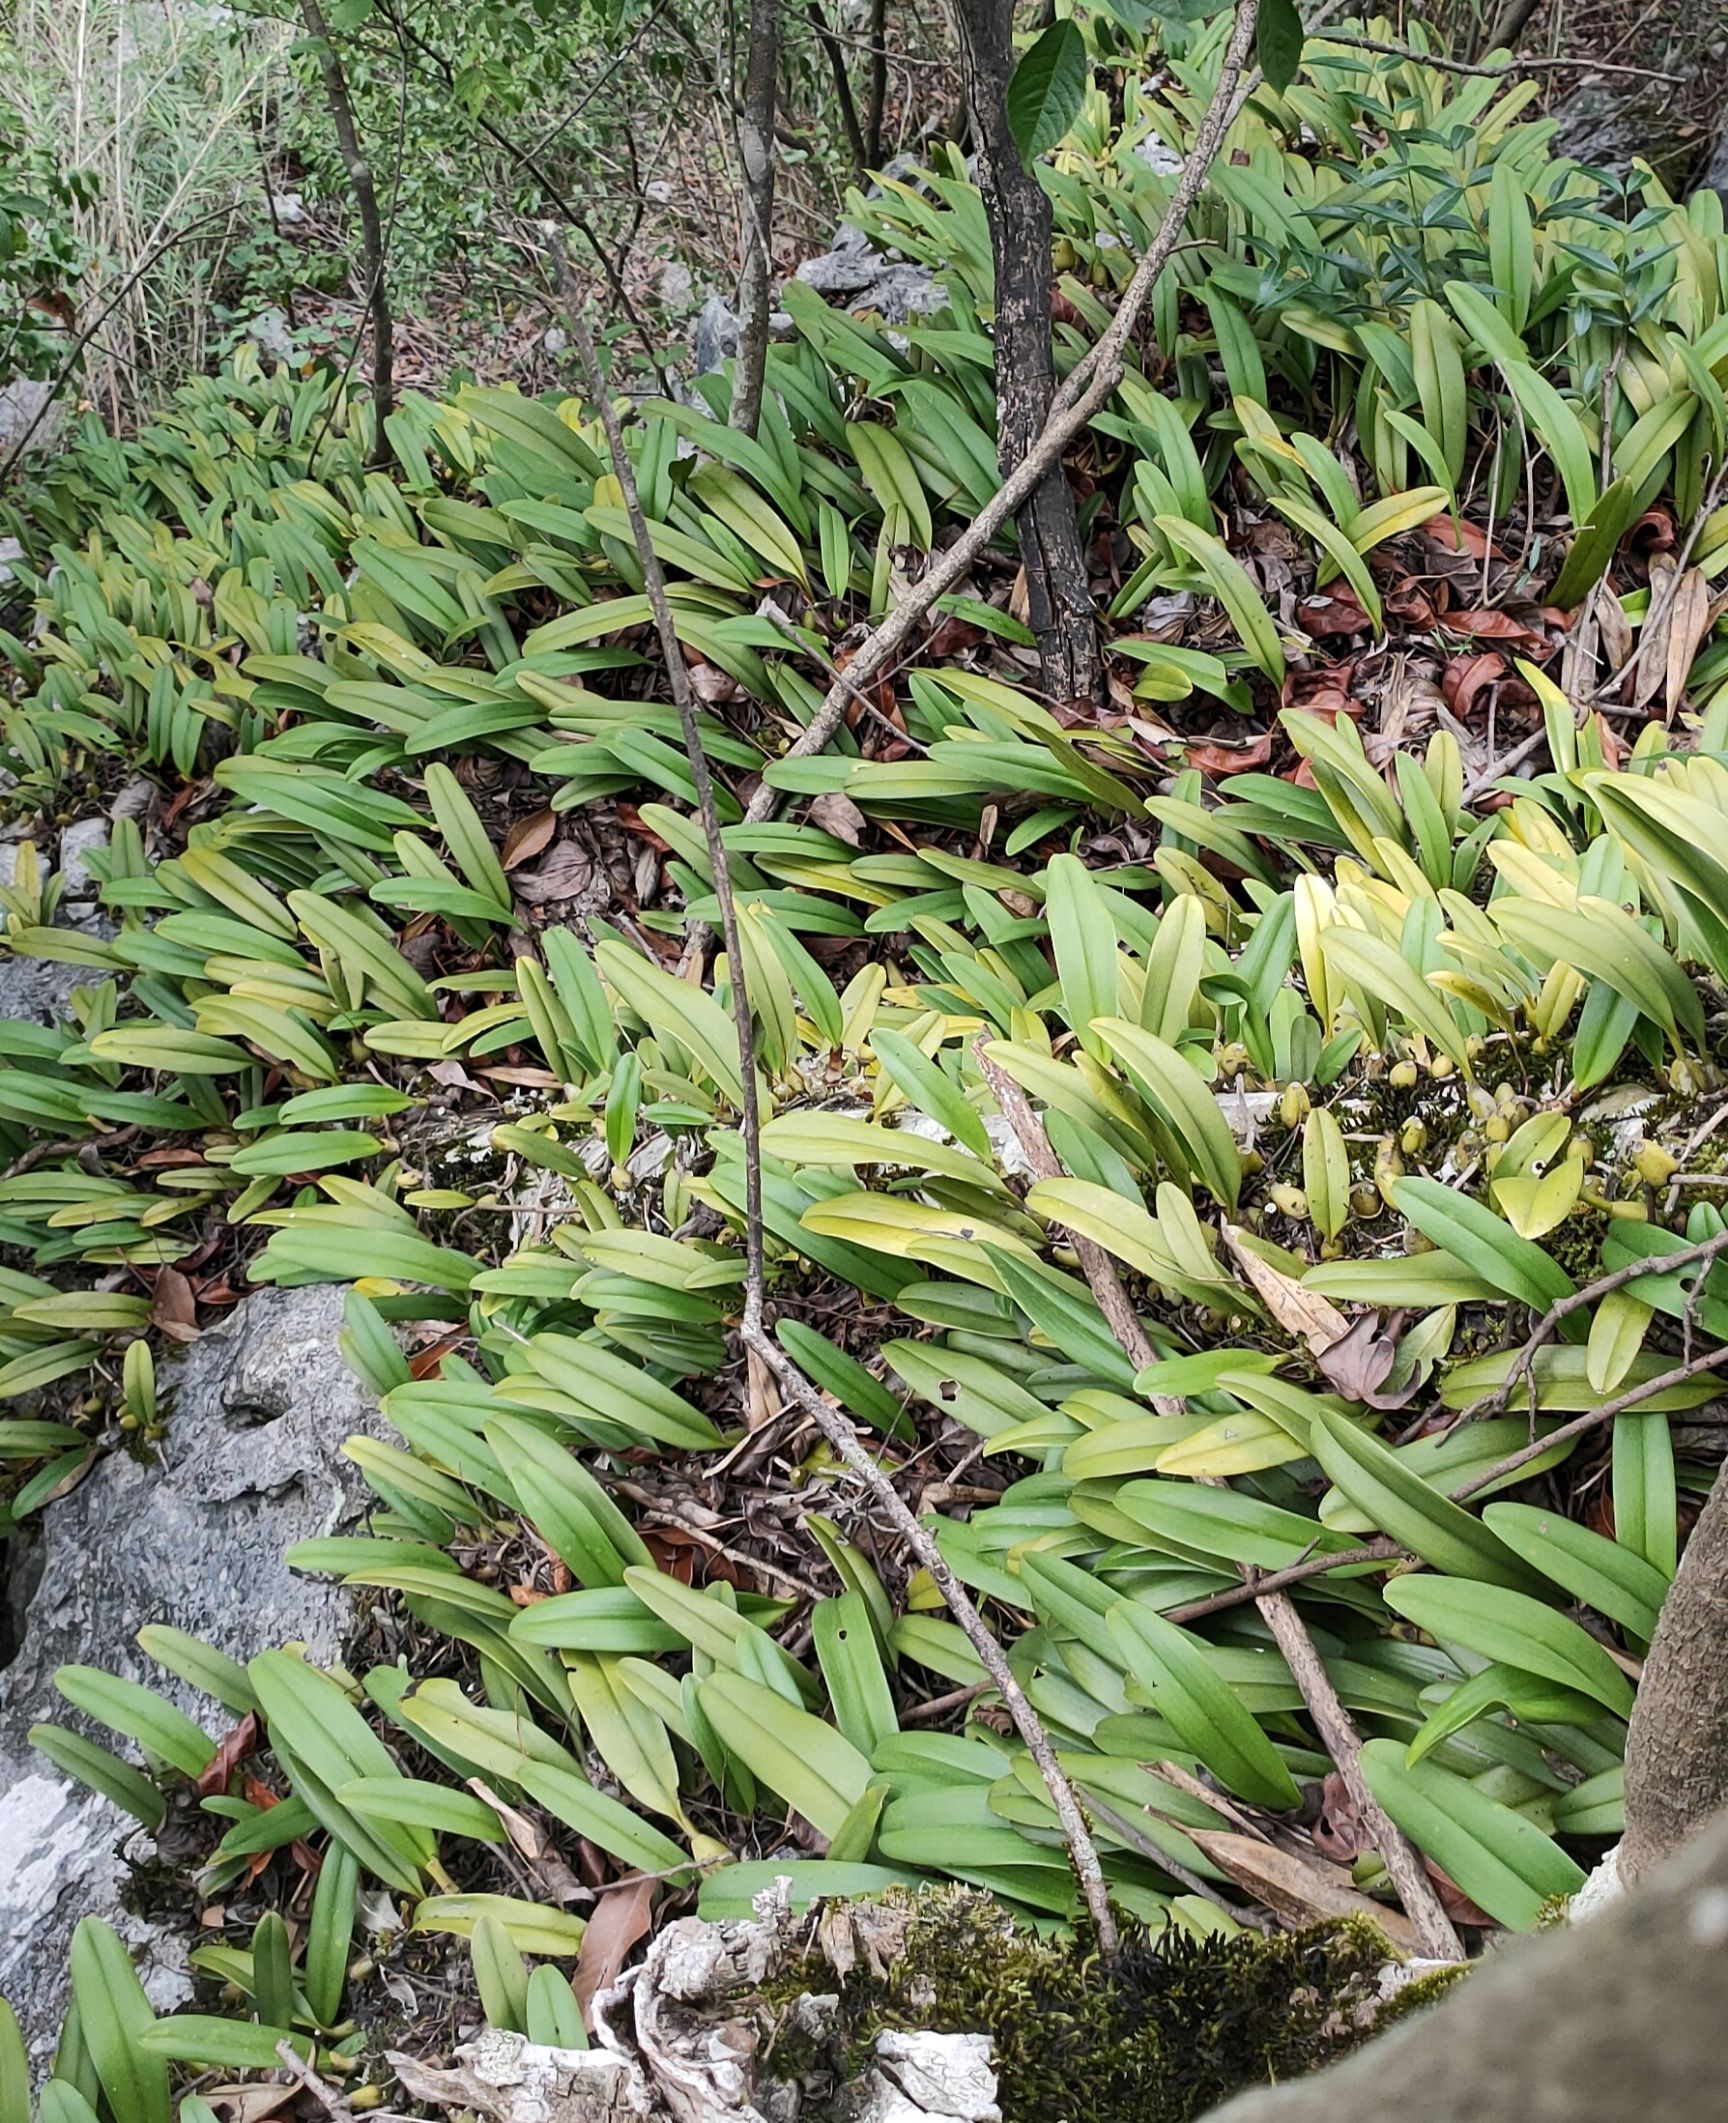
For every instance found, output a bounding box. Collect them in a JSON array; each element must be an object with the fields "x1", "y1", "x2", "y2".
[
  {"x1": 1044, "y1": 852, "x2": 1120, "y2": 1059},
  {"x1": 696, "y1": 1670, "x2": 871, "y2": 1837},
  {"x1": 1392, "y1": 1176, "x2": 1579, "y2": 1324},
  {"x1": 1307, "y1": 1406, "x2": 1541, "y2": 1592},
  {"x1": 1092, "y1": 1019, "x2": 1241, "y2": 1208},
  {"x1": 1480, "y1": 1501, "x2": 1667, "y2": 1656},
  {"x1": 54, "y1": 1667, "x2": 215, "y2": 1779},
  {"x1": 1359, "y1": 1739, "x2": 1583, "y2": 1929},
  {"x1": 1106, "y1": 1603, "x2": 1300, "y2": 1812},
  {"x1": 69, "y1": 1919, "x2": 171, "y2": 2123},
  {"x1": 1404, "y1": 1664, "x2": 1600, "y2": 1768},
  {"x1": 1382, "y1": 1575, "x2": 1637, "y2": 1718}
]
